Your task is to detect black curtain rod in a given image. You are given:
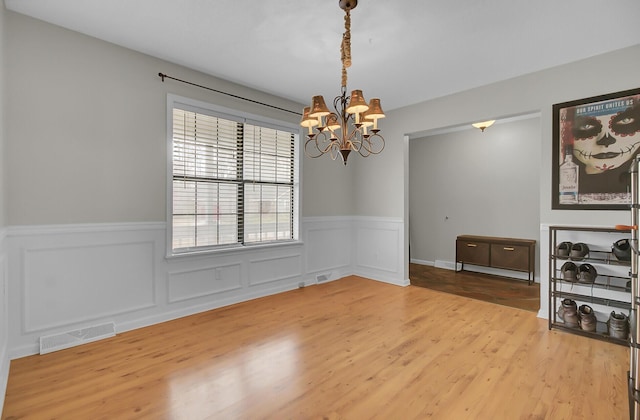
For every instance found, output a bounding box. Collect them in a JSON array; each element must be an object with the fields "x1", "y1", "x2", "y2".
[{"x1": 158, "y1": 72, "x2": 302, "y2": 116}]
